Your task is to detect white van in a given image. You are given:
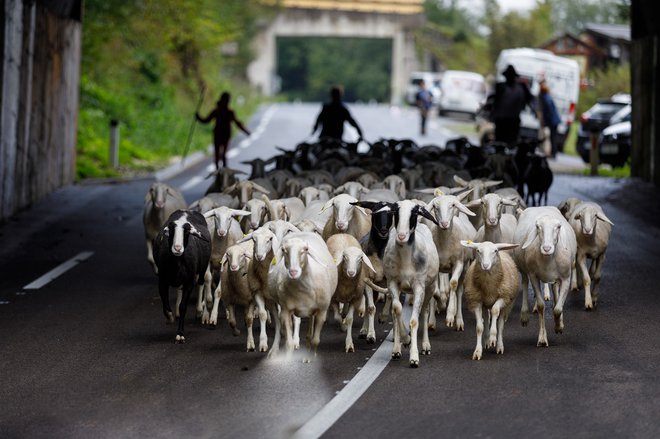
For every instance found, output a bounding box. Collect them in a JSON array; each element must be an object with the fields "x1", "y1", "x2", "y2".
[
  {"x1": 495, "y1": 48, "x2": 580, "y2": 144},
  {"x1": 437, "y1": 70, "x2": 486, "y2": 118}
]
